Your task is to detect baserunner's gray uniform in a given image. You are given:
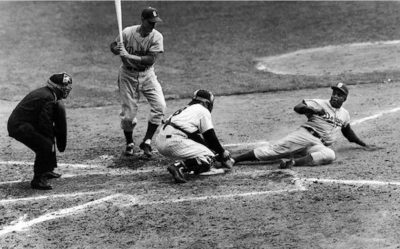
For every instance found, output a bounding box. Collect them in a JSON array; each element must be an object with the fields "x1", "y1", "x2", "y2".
[{"x1": 254, "y1": 99, "x2": 350, "y2": 165}]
